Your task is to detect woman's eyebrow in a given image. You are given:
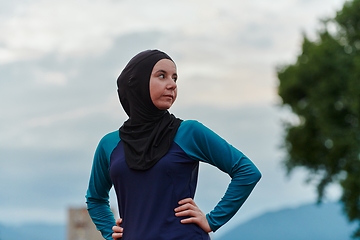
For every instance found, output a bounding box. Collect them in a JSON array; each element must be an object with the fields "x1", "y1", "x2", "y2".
[
  {"x1": 156, "y1": 70, "x2": 167, "y2": 74},
  {"x1": 155, "y1": 70, "x2": 177, "y2": 76}
]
